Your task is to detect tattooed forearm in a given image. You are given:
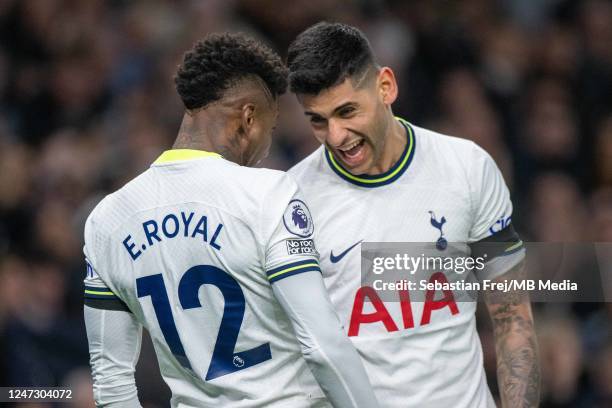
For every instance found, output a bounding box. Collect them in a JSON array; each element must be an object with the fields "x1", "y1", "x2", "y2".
[
  {"x1": 491, "y1": 305, "x2": 540, "y2": 407},
  {"x1": 484, "y1": 262, "x2": 540, "y2": 408}
]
